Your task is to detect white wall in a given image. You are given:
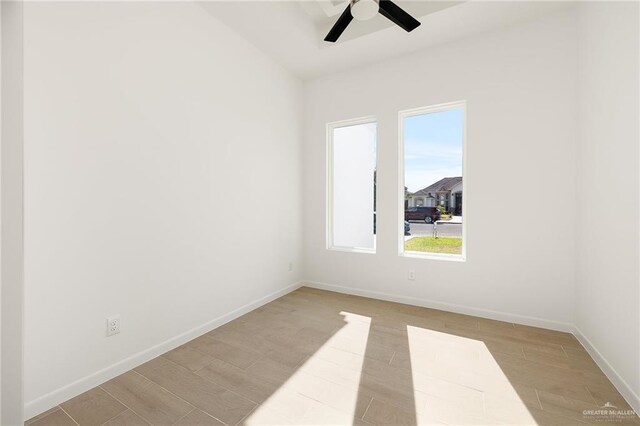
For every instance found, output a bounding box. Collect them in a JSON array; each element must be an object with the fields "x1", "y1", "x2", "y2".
[
  {"x1": 1, "y1": 2, "x2": 24, "y2": 424},
  {"x1": 1, "y1": 5, "x2": 3, "y2": 421},
  {"x1": 331, "y1": 122, "x2": 376, "y2": 250},
  {"x1": 575, "y1": 1, "x2": 639, "y2": 411},
  {"x1": 304, "y1": 8, "x2": 578, "y2": 327},
  {"x1": 20, "y1": 0, "x2": 640, "y2": 418},
  {"x1": 23, "y1": 2, "x2": 303, "y2": 414}
]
